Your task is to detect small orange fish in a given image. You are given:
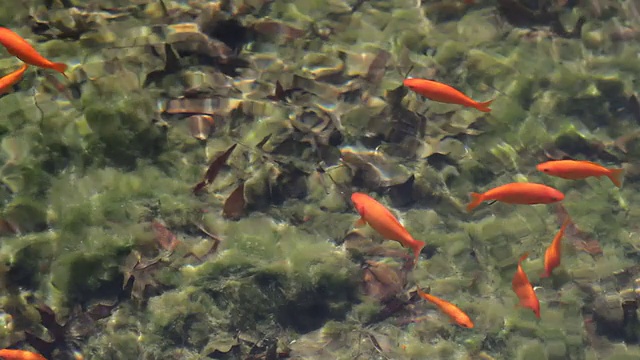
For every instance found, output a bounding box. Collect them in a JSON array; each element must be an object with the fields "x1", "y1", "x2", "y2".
[
  {"x1": 540, "y1": 217, "x2": 571, "y2": 278},
  {"x1": 537, "y1": 160, "x2": 624, "y2": 188},
  {"x1": 416, "y1": 286, "x2": 474, "y2": 328},
  {"x1": 0, "y1": 27, "x2": 67, "y2": 76},
  {"x1": 0, "y1": 63, "x2": 28, "y2": 95},
  {"x1": 351, "y1": 192, "x2": 425, "y2": 263},
  {"x1": 466, "y1": 182, "x2": 564, "y2": 212},
  {"x1": 0, "y1": 349, "x2": 47, "y2": 360},
  {"x1": 512, "y1": 253, "x2": 540, "y2": 318},
  {"x1": 403, "y1": 78, "x2": 494, "y2": 112}
]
